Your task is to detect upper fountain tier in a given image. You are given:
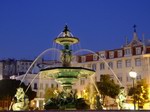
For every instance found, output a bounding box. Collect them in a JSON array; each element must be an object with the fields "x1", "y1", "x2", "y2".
[
  {"x1": 39, "y1": 25, "x2": 95, "y2": 89},
  {"x1": 54, "y1": 25, "x2": 79, "y2": 46}
]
